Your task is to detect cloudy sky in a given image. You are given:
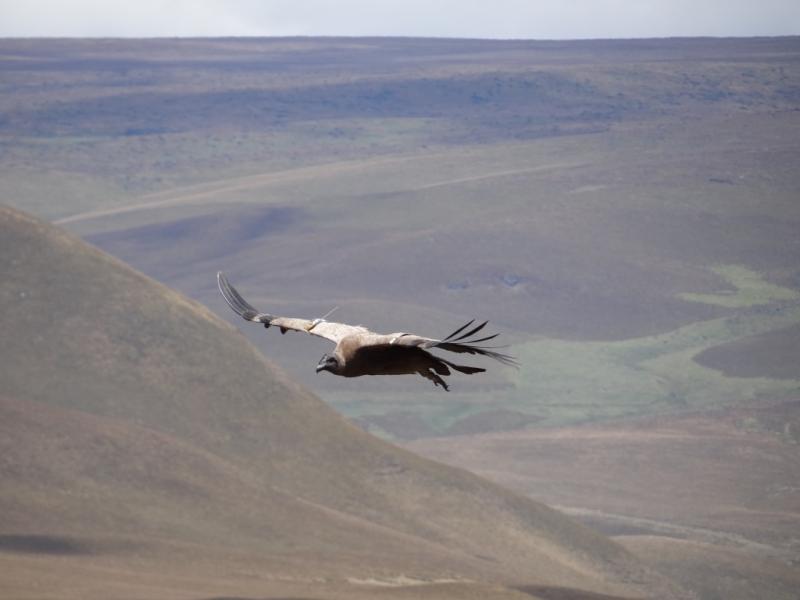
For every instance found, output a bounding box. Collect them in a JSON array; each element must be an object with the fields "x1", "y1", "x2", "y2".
[{"x1": 1, "y1": 0, "x2": 798, "y2": 39}]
